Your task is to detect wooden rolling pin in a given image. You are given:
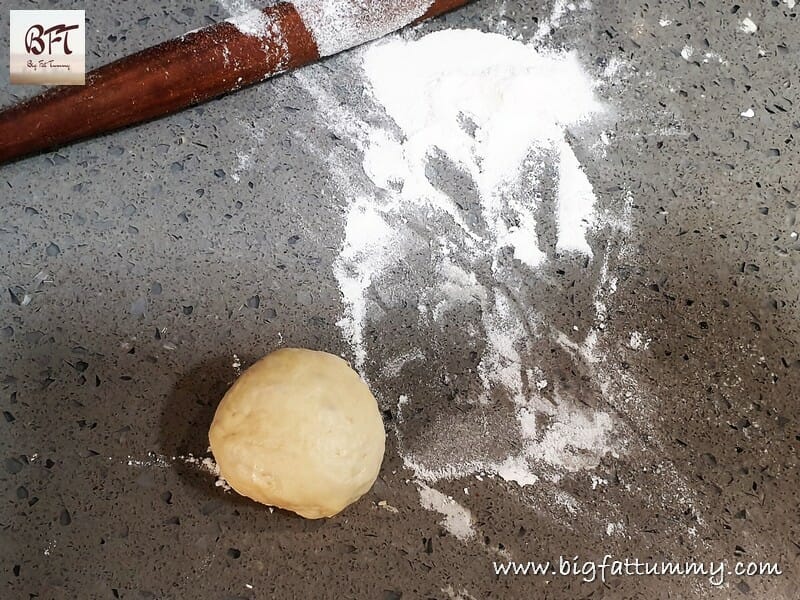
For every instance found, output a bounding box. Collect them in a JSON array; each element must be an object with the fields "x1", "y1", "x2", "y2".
[{"x1": 0, "y1": 0, "x2": 470, "y2": 165}]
